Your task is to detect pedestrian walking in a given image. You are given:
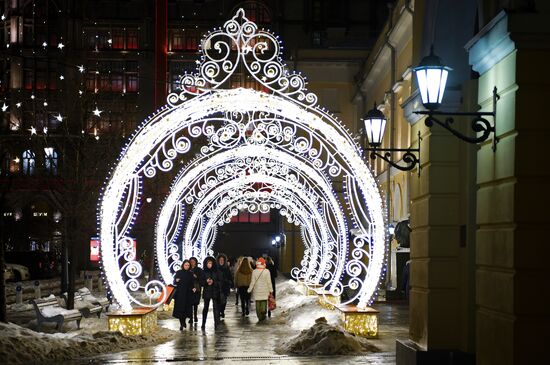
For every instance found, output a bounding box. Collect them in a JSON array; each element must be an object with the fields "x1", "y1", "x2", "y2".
[
  {"x1": 247, "y1": 257, "x2": 273, "y2": 322},
  {"x1": 217, "y1": 253, "x2": 233, "y2": 319},
  {"x1": 231, "y1": 256, "x2": 241, "y2": 306},
  {"x1": 234, "y1": 256, "x2": 253, "y2": 317},
  {"x1": 266, "y1": 256, "x2": 278, "y2": 318},
  {"x1": 189, "y1": 256, "x2": 203, "y2": 323},
  {"x1": 200, "y1": 256, "x2": 222, "y2": 330},
  {"x1": 172, "y1": 260, "x2": 195, "y2": 330}
]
